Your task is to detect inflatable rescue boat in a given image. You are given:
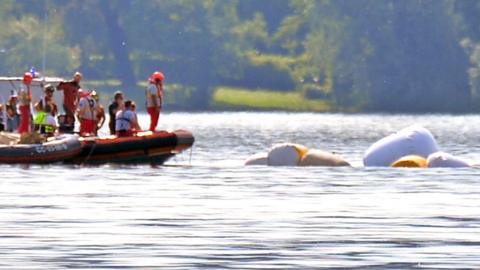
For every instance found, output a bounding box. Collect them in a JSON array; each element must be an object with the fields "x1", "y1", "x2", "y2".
[
  {"x1": 0, "y1": 134, "x2": 82, "y2": 164},
  {"x1": 74, "y1": 130, "x2": 194, "y2": 164}
]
